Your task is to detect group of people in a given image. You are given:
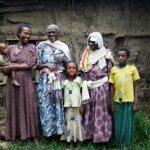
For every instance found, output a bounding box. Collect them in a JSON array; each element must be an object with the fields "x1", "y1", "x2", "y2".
[{"x1": 0, "y1": 23, "x2": 140, "y2": 150}]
